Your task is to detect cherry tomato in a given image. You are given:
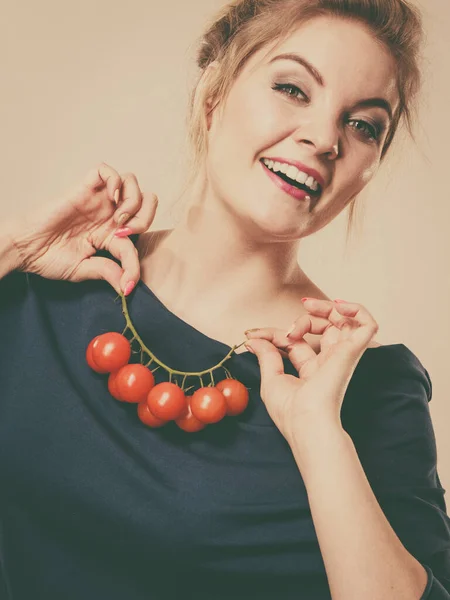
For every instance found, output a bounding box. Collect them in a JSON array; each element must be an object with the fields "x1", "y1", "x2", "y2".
[
  {"x1": 108, "y1": 371, "x2": 123, "y2": 400},
  {"x1": 215, "y1": 379, "x2": 249, "y2": 416},
  {"x1": 137, "y1": 401, "x2": 167, "y2": 428},
  {"x1": 91, "y1": 332, "x2": 131, "y2": 373},
  {"x1": 147, "y1": 382, "x2": 187, "y2": 421},
  {"x1": 115, "y1": 364, "x2": 155, "y2": 403},
  {"x1": 190, "y1": 387, "x2": 227, "y2": 424},
  {"x1": 86, "y1": 337, "x2": 109, "y2": 373},
  {"x1": 175, "y1": 398, "x2": 207, "y2": 432}
]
